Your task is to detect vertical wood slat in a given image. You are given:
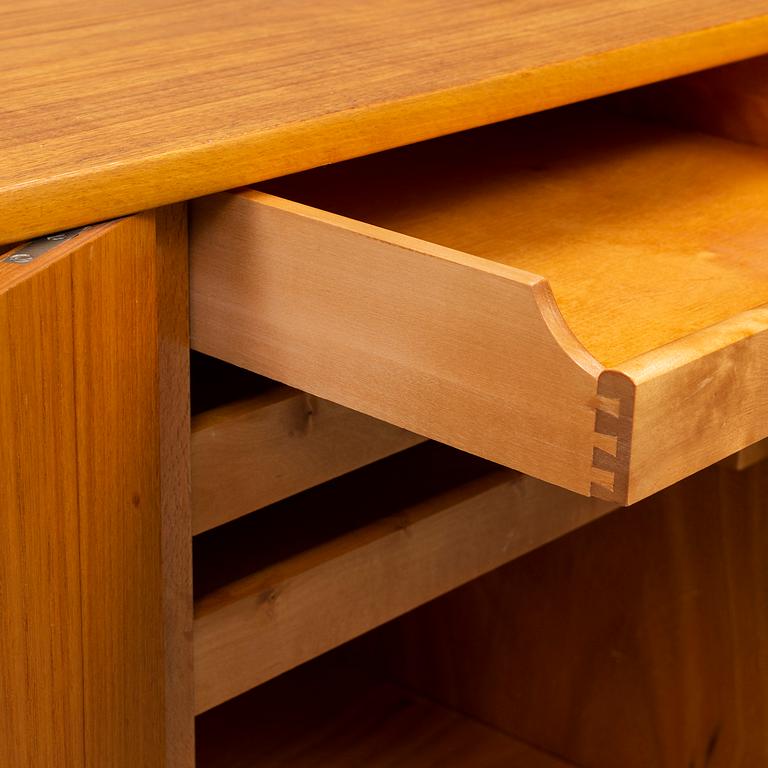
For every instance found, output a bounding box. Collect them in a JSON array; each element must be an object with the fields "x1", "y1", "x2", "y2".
[
  {"x1": 0, "y1": 208, "x2": 192, "y2": 767},
  {"x1": 155, "y1": 205, "x2": 195, "y2": 768}
]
